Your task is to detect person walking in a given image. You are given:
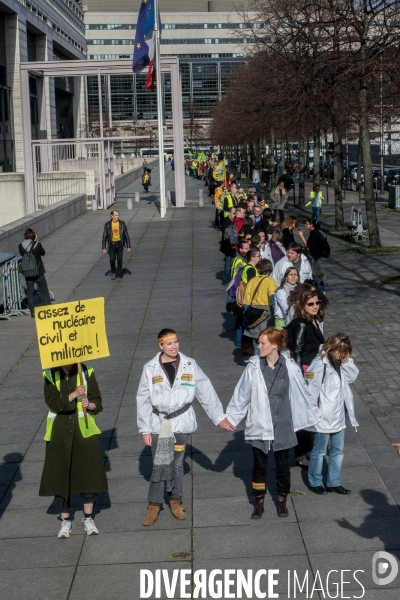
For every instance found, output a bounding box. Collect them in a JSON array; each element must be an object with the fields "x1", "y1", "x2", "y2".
[
  {"x1": 19, "y1": 228, "x2": 51, "y2": 318},
  {"x1": 142, "y1": 158, "x2": 148, "y2": 173},
  {"x1": 137, "y1": 329, "x2": 233, "y2": 526},
  {"x1": 142, "y1": 169, "x2": 151, "y2": 192},
  {"x1": 252, "y1": 167, "x2": 261, "y2": 193},
  {"x1": 225, "y1": 327, "x2": 320, "y2": 519},
  {"x1": 39, "y1": 363, "x2": 107, "y2": 538},
  {"x1": 270, "y1": 181, "x2": 288, "y2": 224},
  {"x1": 281, "y1": 216, "x2": 298, "y2": 250},
  {"x1": 306, "y1": 184, "x2": 324, "y2": 222},
  {"x1": 102, "y1": 210, "x2": 131, "y2": 281},
  {"x1": 306, "y1": 334, "x2": 359, "y2": 495}
]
